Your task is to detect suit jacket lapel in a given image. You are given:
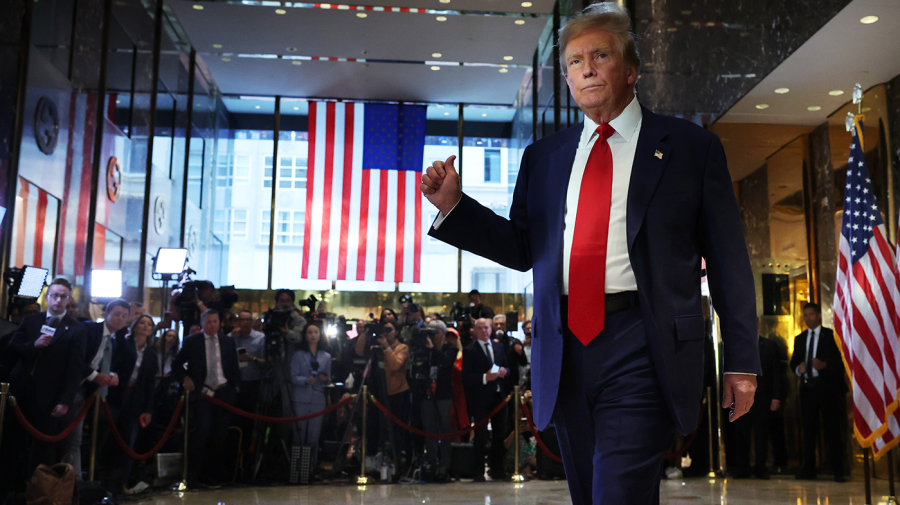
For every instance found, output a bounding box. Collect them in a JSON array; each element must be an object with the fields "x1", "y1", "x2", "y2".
[{"x1": 626, "y1": 106, "x2": 671, "y2": 252}]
